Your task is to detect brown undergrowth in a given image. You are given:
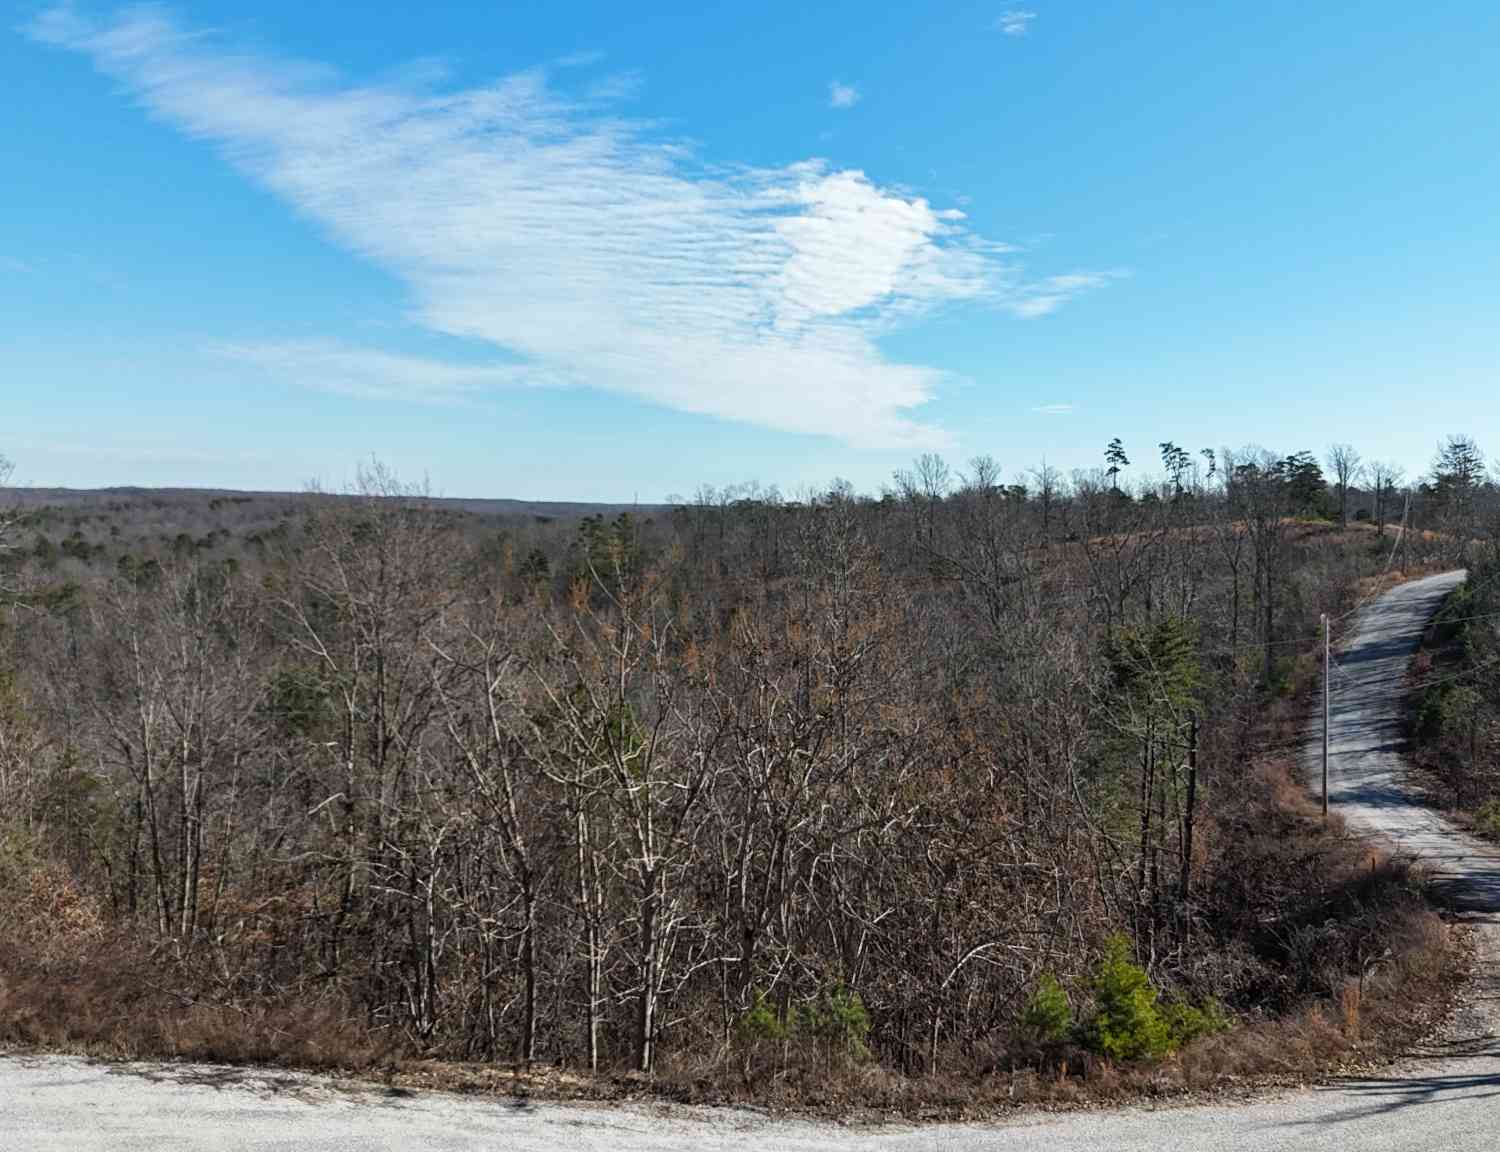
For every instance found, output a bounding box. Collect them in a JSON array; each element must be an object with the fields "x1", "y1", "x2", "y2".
[
  {"x1": 0, "y1": 586, "x2": 1461, "y2": 1119},
  {"x1": 622, "y1": 763, "x2": 1455, "y2": 1120},
  {"x1": 0, "y1": 834, "x2": 386, "y2": 1071},
  {"x1": 0, "y1": 753, "x2": 1457, "y2": 1122},
  {"x1": 1345, "y1": 559, "x2": 1452, "y2": 620}
]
